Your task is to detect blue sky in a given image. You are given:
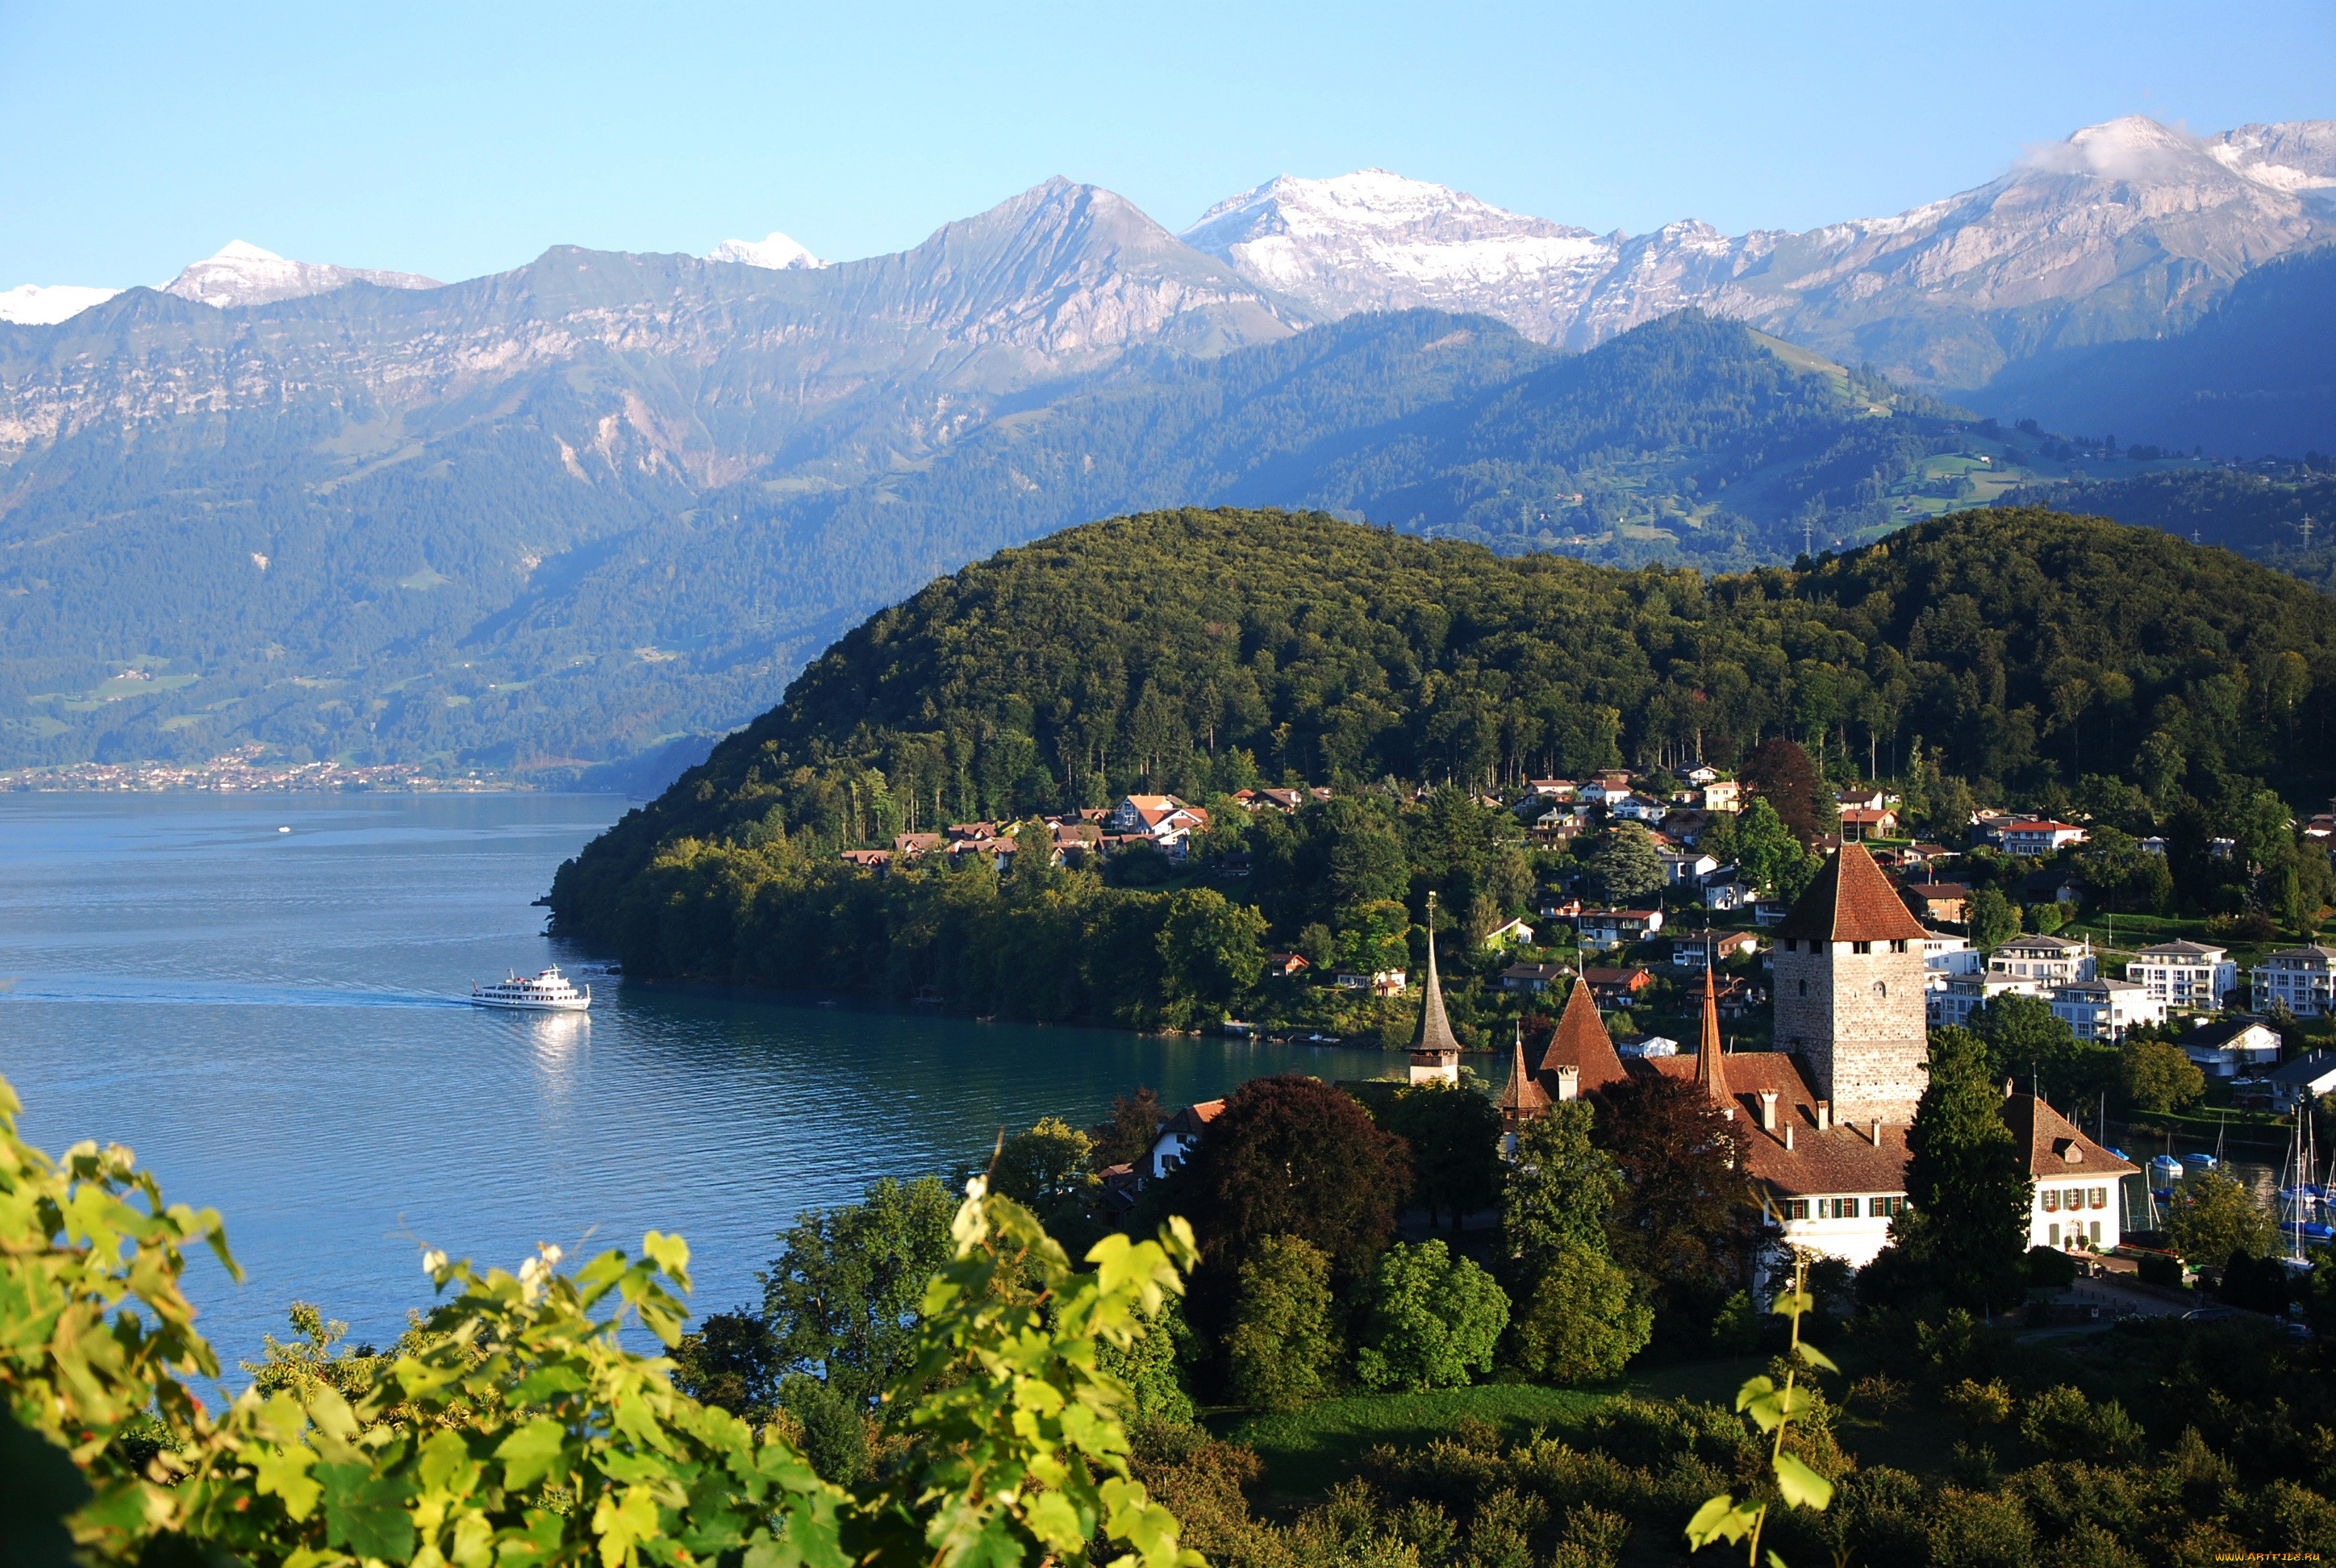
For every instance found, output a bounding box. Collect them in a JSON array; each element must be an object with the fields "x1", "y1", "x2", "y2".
[{"x1": 2, "y1": 0, "x2": 2330, "y2": 287}]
